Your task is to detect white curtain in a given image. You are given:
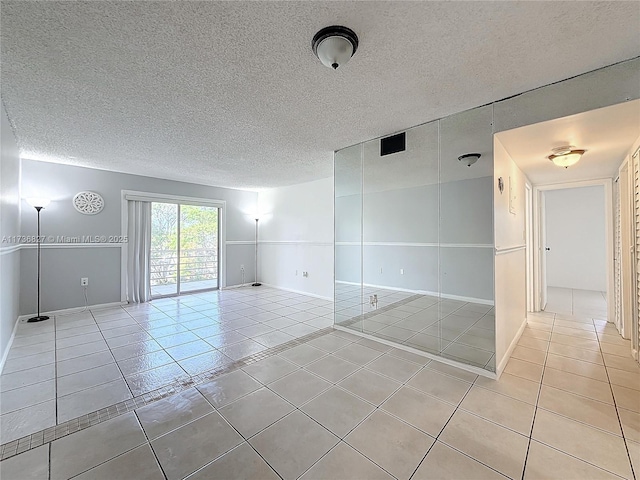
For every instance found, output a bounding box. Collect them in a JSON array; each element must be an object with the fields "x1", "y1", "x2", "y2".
[{"x1": 127, "y1": 200, "x2": 152, "y2": 303}]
